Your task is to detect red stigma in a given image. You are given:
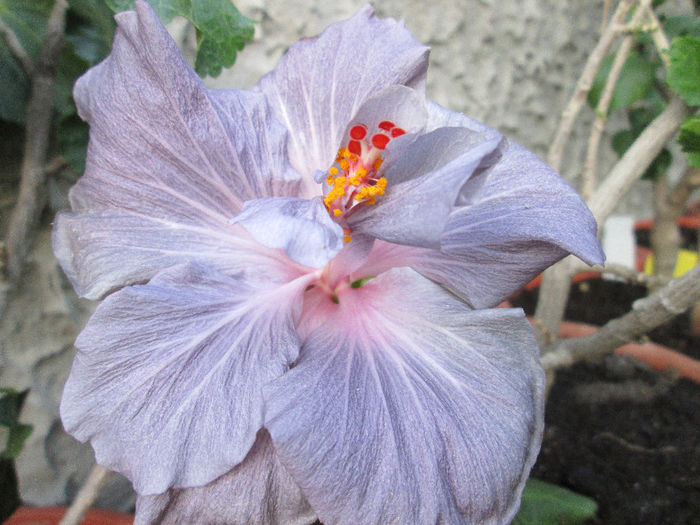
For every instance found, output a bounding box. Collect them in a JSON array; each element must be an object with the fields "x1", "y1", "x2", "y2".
[
  {"x1": 378, "y1": 120, "x2": 395, "y2": 131},
  {"x1": 348, "y1": 140, "x2": 362, "y2": 155},
  {"x1": 350, "y1": 125, "x2": 368, "y2": 140},
  {"x1": 371, "y1": 133, "x2": 390, "y2": 150},
  {"x1": 391, "y1": 127, "x2": 406, "y2": 137}
]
